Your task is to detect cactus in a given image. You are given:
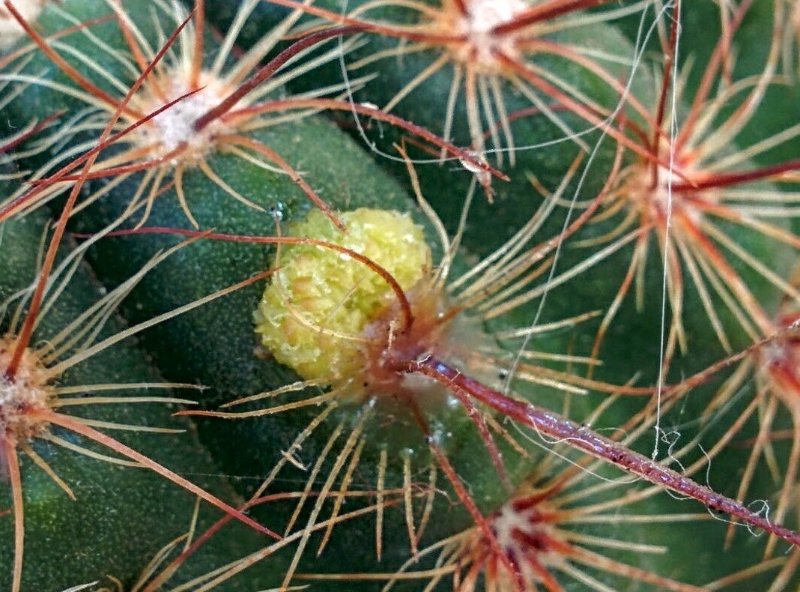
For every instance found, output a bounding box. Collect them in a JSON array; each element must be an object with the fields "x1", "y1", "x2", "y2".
[{"x1": 1, "y1": 0, "x2": 800, "y2": 590}]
